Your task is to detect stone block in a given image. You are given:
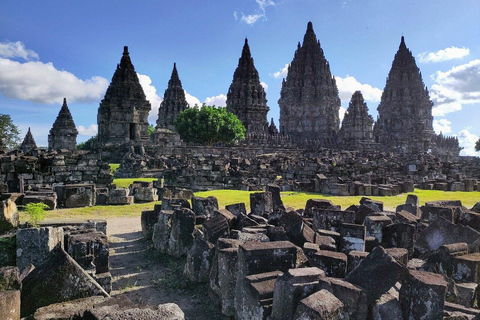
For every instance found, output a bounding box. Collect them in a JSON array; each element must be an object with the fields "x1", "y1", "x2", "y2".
[
  {"x1": 293, "y1": 289, "x2": 344, "y2": 320},
  {"x1": 236, "y1": 271, "x2": 282, "y2": 320},
  {"x1": 56, "y1": 184, "x2": 96, "y2": 208},
  {"x1": 339, "y1": 223, "x2": 365, "y2": 253},
  {"x1": 427, "y1": 242, "x2": 468, "y2": 277},
  {"x1": 202, "y1": 213, "x2": 229, "y2": 244},
  {"x1": 140, "y1": 209, "x2": 160, "y2": 240},
  {"x1": 267, "y1": 184, "x2": 284, "y2": 212},
  {"x1": 191, "y1": 196, "x2": 218, "y2": 217},
  {"x1": 385, "y1": 248, "x2": 408, "y2": 265},
  {"x1": 455, "y1": 282, "x2": 478, "y2": 308},
  {"x1": 453, "y1": 253, "x2": 480, "y2": 283},
  {"x1": 21, "y1": 247, "x2": 108, "y2": 317},
  {"x1": 313, "y1": 209, "x2": 355, "y2": 232},
  {"x1": 382, "y1": 223, "x2": 416, "y2": 257},
  {"x1": 225, "y1": 203, "x2": 247, "y2": 218},
  {"x1": 345, "y1": 246, "x2": 408, "y2": 305},
  {"x1": 0, "y1": 266, "x2": 21, "y2": 291},
  {"x1": 308, "y1": 250, "x2": 347, "y2": 278},
  {"x1": 304, "y1": 199, "x2": 335, "y2": 217},
  {"x1": 152, "y1": 210, "x2": 173, "y2": 253},
  {"x1": 360, "y1": 197, "x2": 384, "y2": 211},
  {"x1": 168, "y1": 208, "x2": 195, "y2": 258},
  {"x1": 93, "y1": 272, "x2": 112, "y2": 294},
  {"x1": 406, "y1": 194, "x2": 419, "y2": 207},
  {"x1": 0, "y1": 232, "x2": 16, "y2": 267},
  {"x1": 415, "y1": 218, "x2": 480, "y2": 258},
  {"x1": 161, "y1": 197, "x2": 190, "y2": 211},
  {"x1": 133, "y1": 186, "x2": 158, "y2": 203},
  {"x1": 215, "y1": 239, "x2": 241, "y2": 316},
  {"x1": 32, "y1": 296, "x2": 107, "y2": 320},
  {"x1": 250, "y1": 192, "x2": 273, "y2": 217},
  {"x1": 107, "y1": 188, "x2": 133, "y2": 205},
  {"x1": 347, "y1": 250, "x2": 368, "y2": 275},
  {"x1": 95, "y1": 188, "x2": 109, "y2": 206},
  {"x1": 16, "y1": 226, "x2": 63, "y2": 272},
  {"x1": 184, "y1": 239, "x2": 214, "y2": 282},
  {"x1": 421, "y1": 205, "x2": 455, "y2": 223},
  {"x1": 394, "y1": 207, "x2": 421, "y2": 222},
  {"x1": 271, "y1": 267, "x2": 325, "y2": 320},
  {"x1": 399, "y1": 270, "x2": 447, "y2": 320},
  {"x1": 0, "y1": 197, "x2": 18, "y2": 233},
  {"x1": 22, "y1": 191, "x2": 57, "y2": 210},
  {"x1": 370, "y1": 293, "x2": 403, "y2": 320},
  {"x1": 363, "y1": 215, "x2": 392, "y2": 243},
  {"x1": 318, "y1": 277, "x2": 368, "y2": 320},
  {"x1": 0, "y1": 290, "x2": 20, "y2": 320}
]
